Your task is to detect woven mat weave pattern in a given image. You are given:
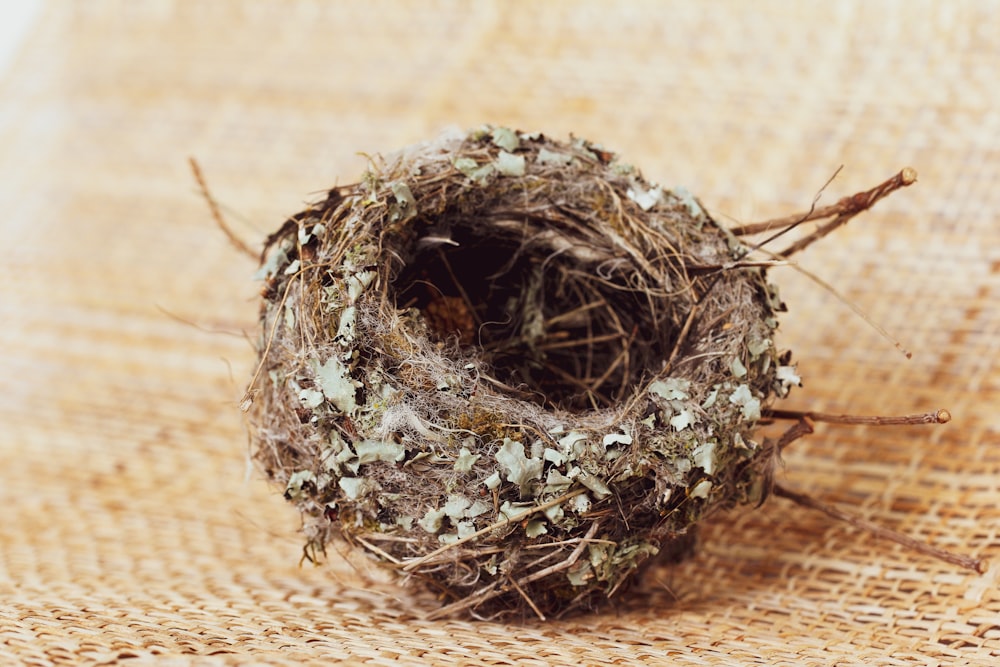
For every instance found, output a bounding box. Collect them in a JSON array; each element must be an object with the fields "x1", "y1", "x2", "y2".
[{"x1": 1, "y1": 1, "x2": 998, "y2": 664}]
